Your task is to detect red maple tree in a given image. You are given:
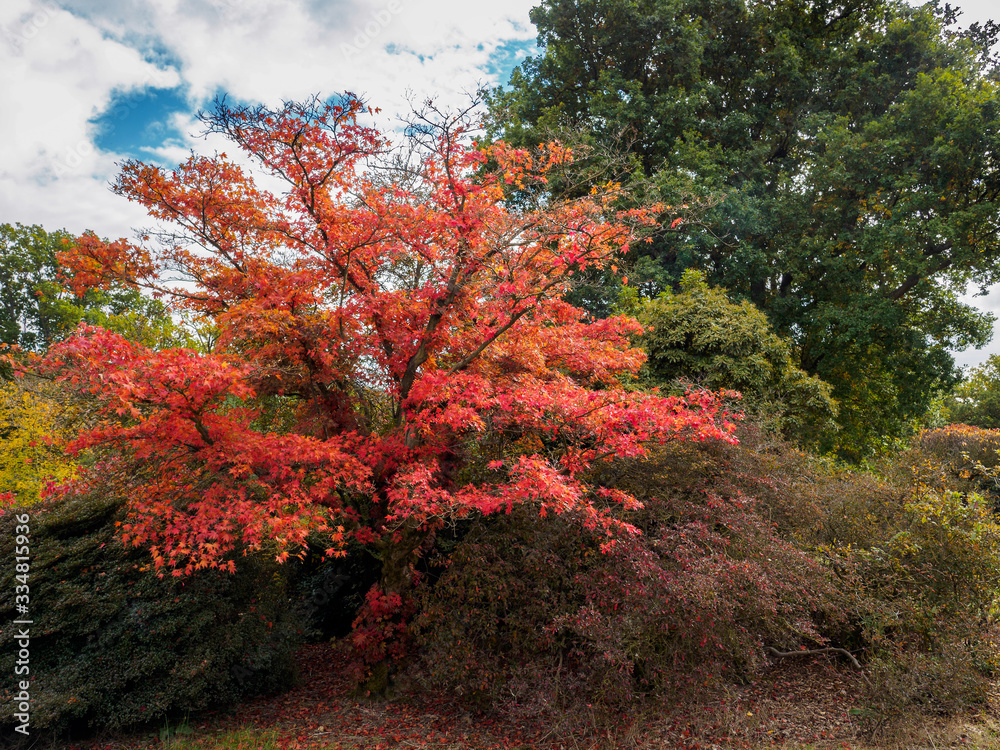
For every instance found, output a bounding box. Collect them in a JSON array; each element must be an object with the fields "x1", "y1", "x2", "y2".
[{"x1": 36, "y1": 96, "x2": 735, "y2": 661}]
